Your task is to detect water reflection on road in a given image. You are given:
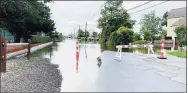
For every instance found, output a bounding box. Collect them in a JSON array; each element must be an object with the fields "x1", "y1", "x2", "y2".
[{"x1": 31, "y1": 39, "x2": 102, "y2": 92}]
